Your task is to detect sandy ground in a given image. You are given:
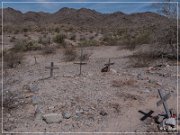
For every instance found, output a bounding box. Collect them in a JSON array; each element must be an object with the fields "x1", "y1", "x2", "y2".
[{"x1": 1, "y1": 46, "x2": 179, "y2": 134}]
